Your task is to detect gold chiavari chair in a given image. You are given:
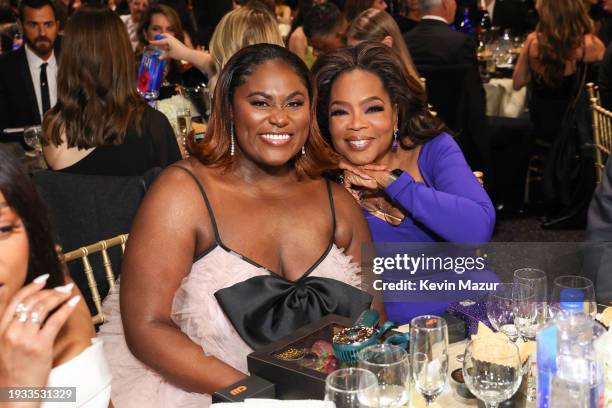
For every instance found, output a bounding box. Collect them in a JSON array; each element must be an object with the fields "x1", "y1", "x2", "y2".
[
  {"x1": 588, "y1": 83, "x2": 612, "y2": 183},
  {"x1": 62, "y1": 234, "x2": 128, "y2": 325}
]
